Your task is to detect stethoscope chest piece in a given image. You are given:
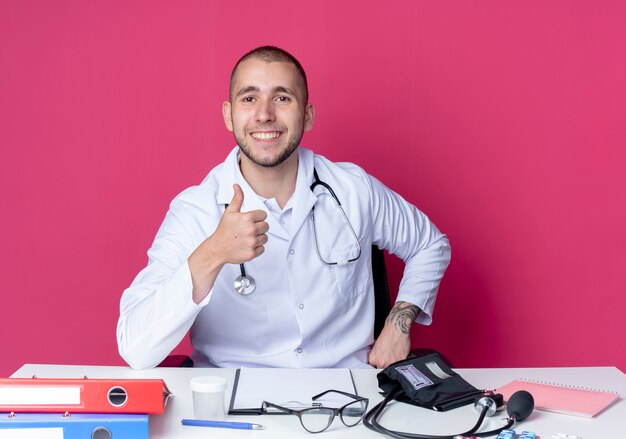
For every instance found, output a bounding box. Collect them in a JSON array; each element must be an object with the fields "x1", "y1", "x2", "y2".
[{"x1": 234, "y1": 273, "x2": 256, "y2": 295}]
